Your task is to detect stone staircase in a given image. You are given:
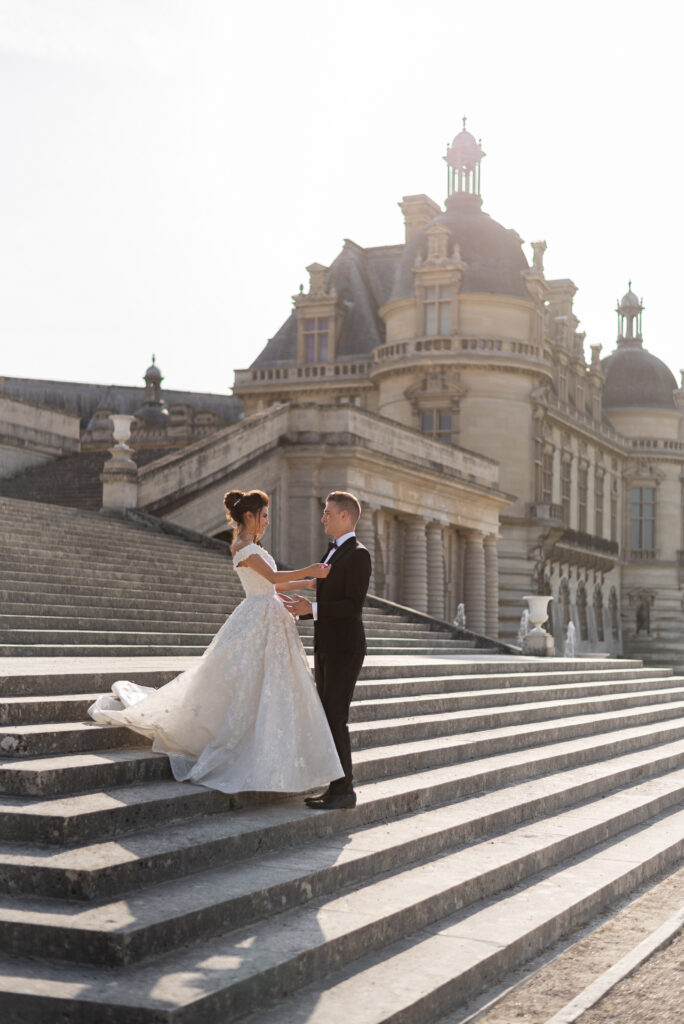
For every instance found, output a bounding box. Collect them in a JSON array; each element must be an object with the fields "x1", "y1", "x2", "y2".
[
  {"x1": 1, "y1": 656, "x2": 684, "y2": 1022},
  {"x1": 2, "y1": 495, "x2": 684, "y2": 1022},
  {"x1": 0, "y1": 449, "x2": 167, "y2": 511},
  {"x1": 0, "y1": 497, "x2": 478, "y2": 658}
]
